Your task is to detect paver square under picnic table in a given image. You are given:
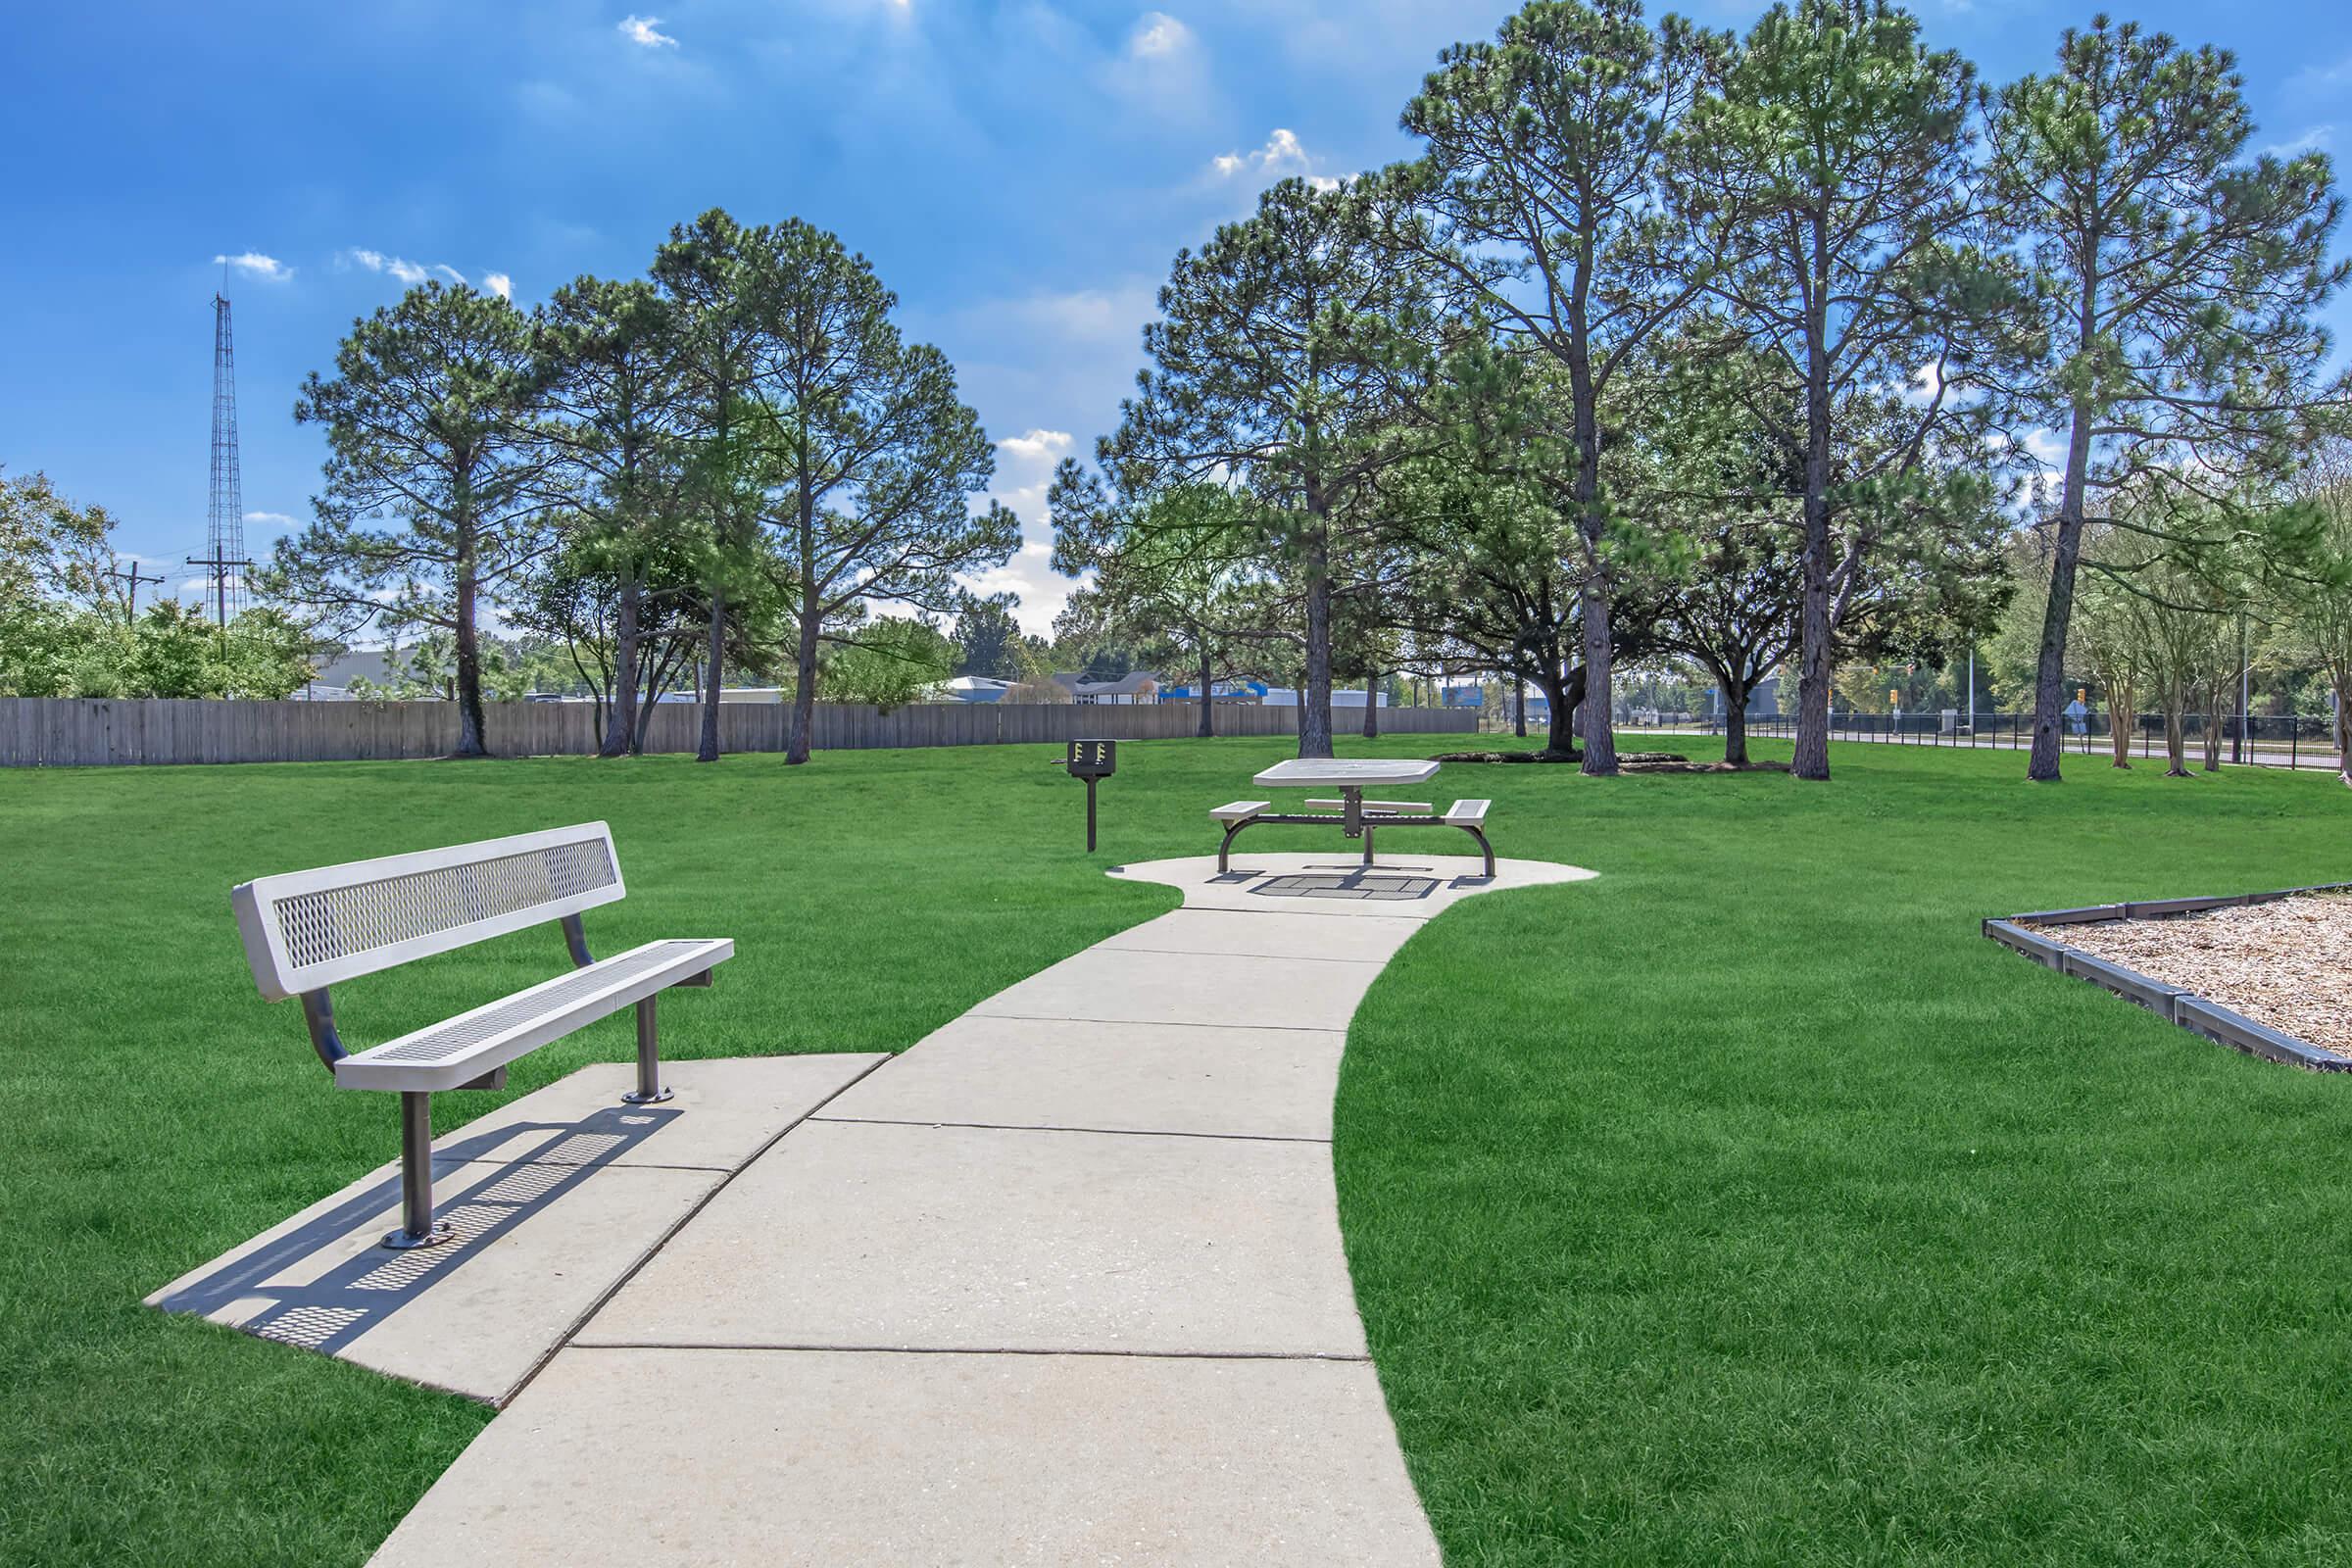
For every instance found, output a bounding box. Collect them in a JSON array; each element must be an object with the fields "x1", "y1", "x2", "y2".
[{"x1": 1213, "y1": 758, "x2": 1494, "y2": 875}]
